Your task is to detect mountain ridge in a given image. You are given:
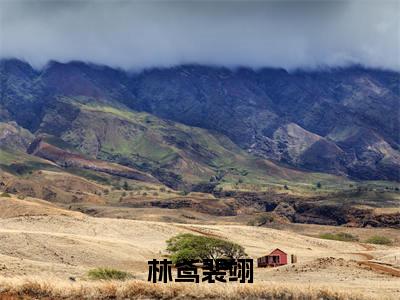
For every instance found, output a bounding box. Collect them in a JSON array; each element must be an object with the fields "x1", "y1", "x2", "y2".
[{"x1": 1, "y1": 58, "x2": 399, "y2": 181}]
